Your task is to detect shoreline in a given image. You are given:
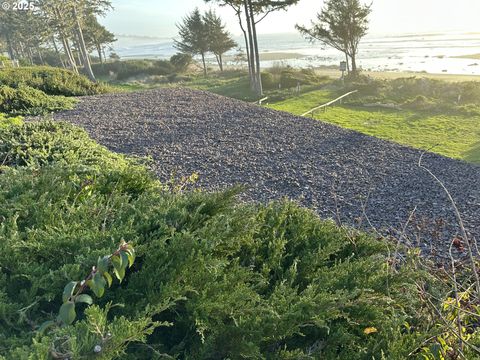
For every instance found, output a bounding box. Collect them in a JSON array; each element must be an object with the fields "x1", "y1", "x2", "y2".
[
  {"x1": 452, "y1": 53, "x2": 480, "y2": 60},
  {"x1": 307, "y1": 67, "x2": 480, "y2": 82},
  {"x1": 222, "y1": 63, "x2": 480, "y2": 82}
]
